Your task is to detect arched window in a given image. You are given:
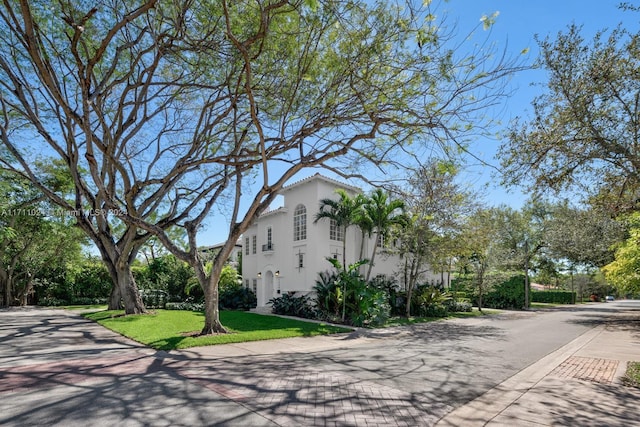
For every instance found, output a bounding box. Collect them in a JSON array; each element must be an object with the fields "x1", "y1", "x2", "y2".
[{"x1": 293, "y1": 204, "x2": 307, "y2": 241}]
